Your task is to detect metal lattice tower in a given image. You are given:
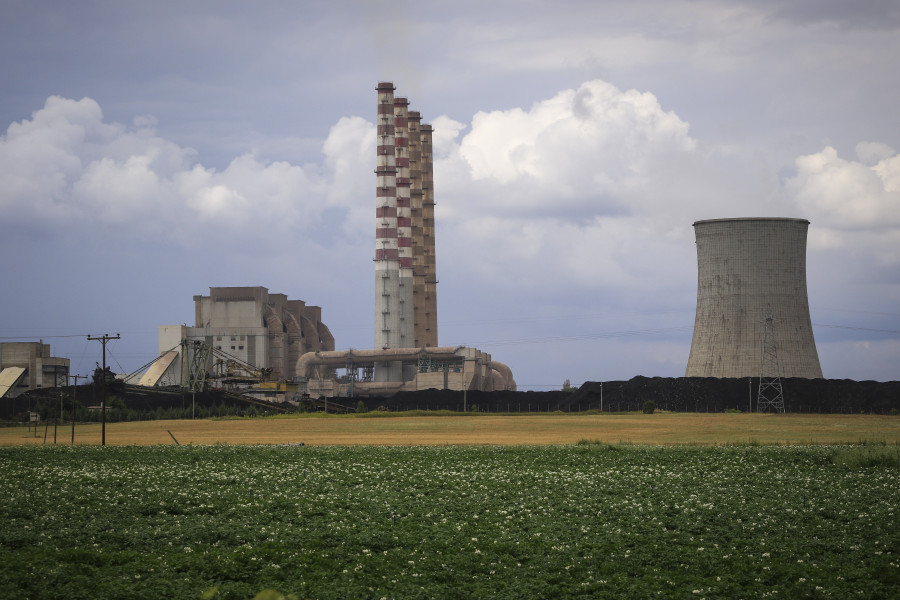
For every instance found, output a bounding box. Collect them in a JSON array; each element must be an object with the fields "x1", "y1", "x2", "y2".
[
  {"x1": 756, "y1": 313, "x2": 785, "y2": 413},
  {"x1": 181, "y1": 339, "x2": 210, "y2": 393},
  {"x1": 345, "y1": 355, "x2": 356, "y2": 398}
]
